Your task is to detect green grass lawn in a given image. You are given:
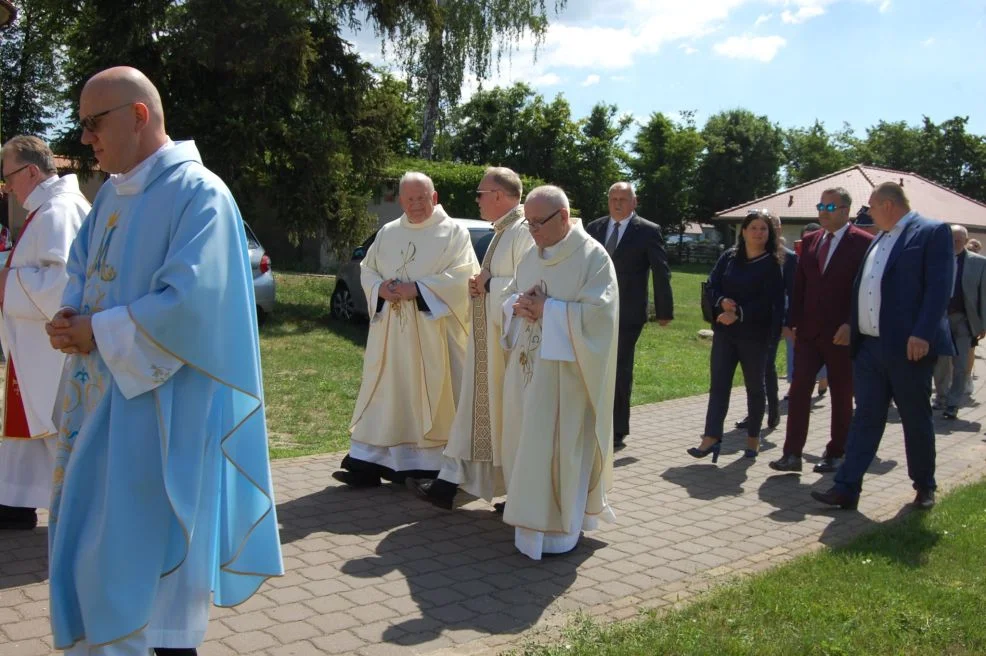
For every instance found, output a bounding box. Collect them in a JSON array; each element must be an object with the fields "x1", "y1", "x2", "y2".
[
  {"x1": 513, "y1": 479, "x2": 986, "y2": 656},
  {"x1": 260, "y1": 266, "x2": 782, "y2": 458}
]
